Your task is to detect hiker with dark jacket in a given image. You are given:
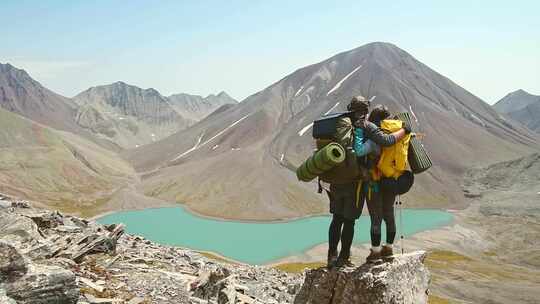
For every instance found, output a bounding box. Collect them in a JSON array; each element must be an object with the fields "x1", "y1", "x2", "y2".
[
  {"x1": 327, "y1": 97, "x2": 406, "y2": 267},
  {"x1": 364, "y1": 105, "x2": 412, "y2": 261}
]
